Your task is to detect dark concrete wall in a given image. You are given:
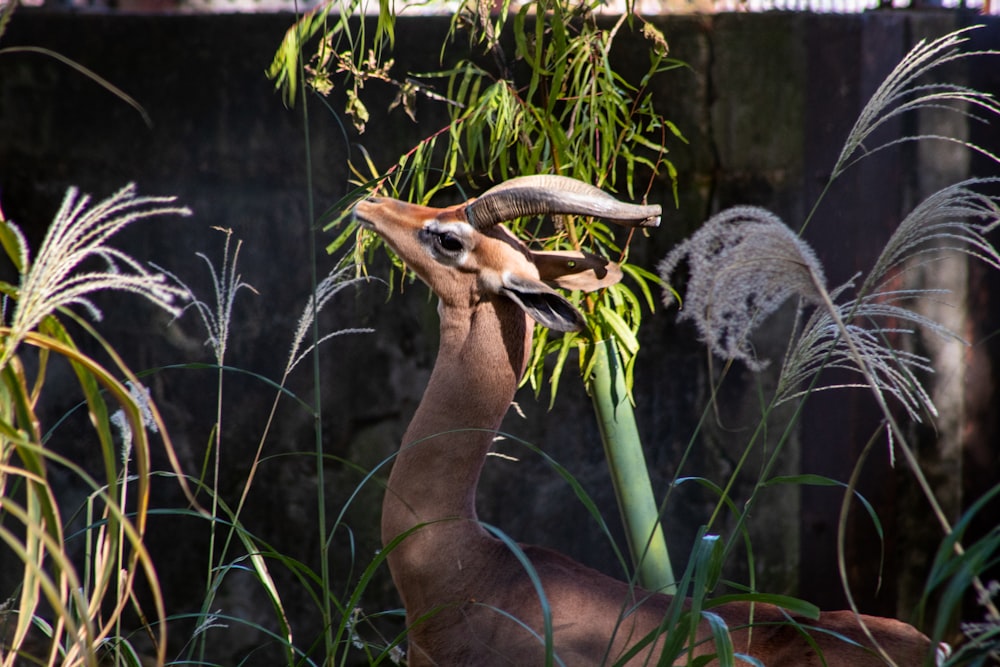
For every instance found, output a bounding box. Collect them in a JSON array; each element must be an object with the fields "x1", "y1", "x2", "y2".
[{"x1": 1, "y1": 9, "x2": 997, "y2": 663}]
